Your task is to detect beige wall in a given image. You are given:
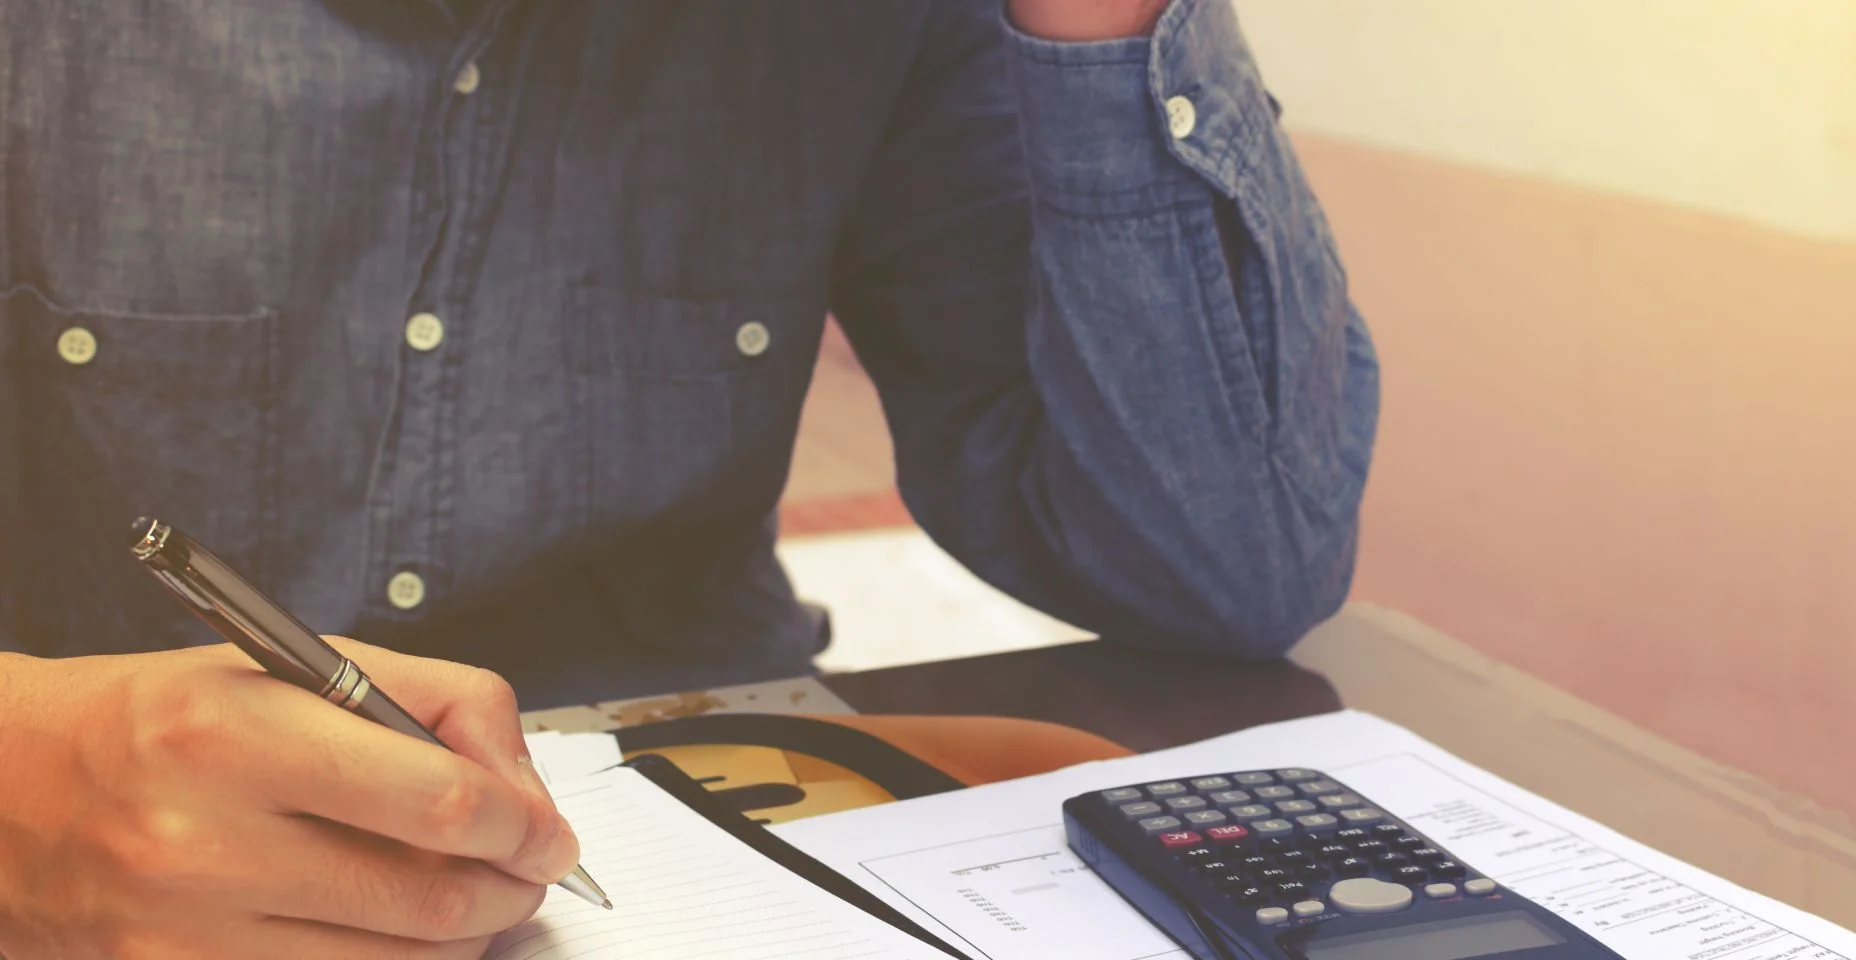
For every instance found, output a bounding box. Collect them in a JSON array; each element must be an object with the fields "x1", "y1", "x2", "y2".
[{"x1": 1238, "y1": 2, "x2": 1856, "y2": 812}]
